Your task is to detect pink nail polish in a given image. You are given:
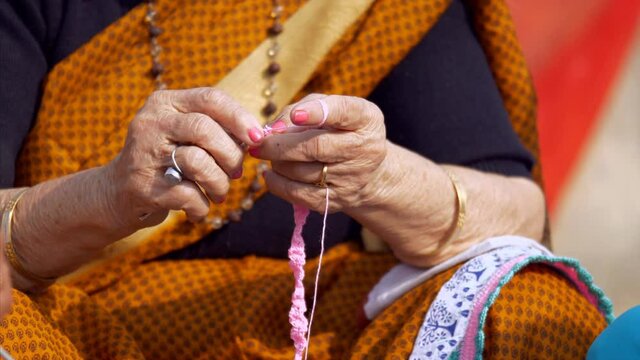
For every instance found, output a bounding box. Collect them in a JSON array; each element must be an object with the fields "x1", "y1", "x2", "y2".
[
  {"x1": 271, "y1": 119, "x2": 287, "y2": 132},
  {"x1": 248, "y1": 127, "x2": 264, "y2": 143},
  {"x1": 292, "y1": 110, "x2": 309, "y2": 125},
  {"x1": 232, "y1": 169, "x2": 243, "y2": 179},
  {"x1": 248, "y1": 147, "x2": 260, "y2": 158}
]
